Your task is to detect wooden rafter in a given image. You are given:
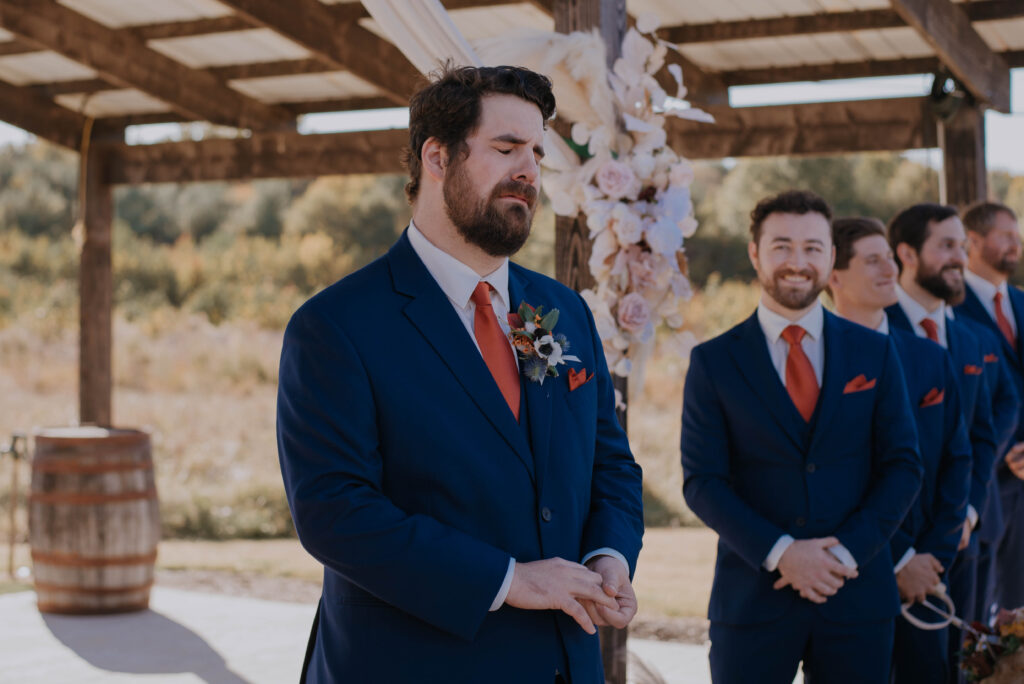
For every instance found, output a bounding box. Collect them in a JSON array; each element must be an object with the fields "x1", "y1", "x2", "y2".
[
  {"x1": 100, "y1": 128, "x2": 408, "y2": 184},
  {"x1": 129, "y1": 15, "x2": 251, "y2": 42},
  {"x1": 660, "y1": 0, "x2": 1024, "y2": 44},
  {"x1": 0, "y1": 77, "x2": 87, "y2": 148},
  {"x1": 667, "y1": 97, "x2": 937, "y2": 159},
  {"x1": 218, "y1": 0, "x2": 420, "y2": 105},
  {"x1": 891, "y1": 0, "x2": 1010, "y2": 112},
  {"x1": 0, "y1": 0, "x2": 295, "y2": 129}
]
